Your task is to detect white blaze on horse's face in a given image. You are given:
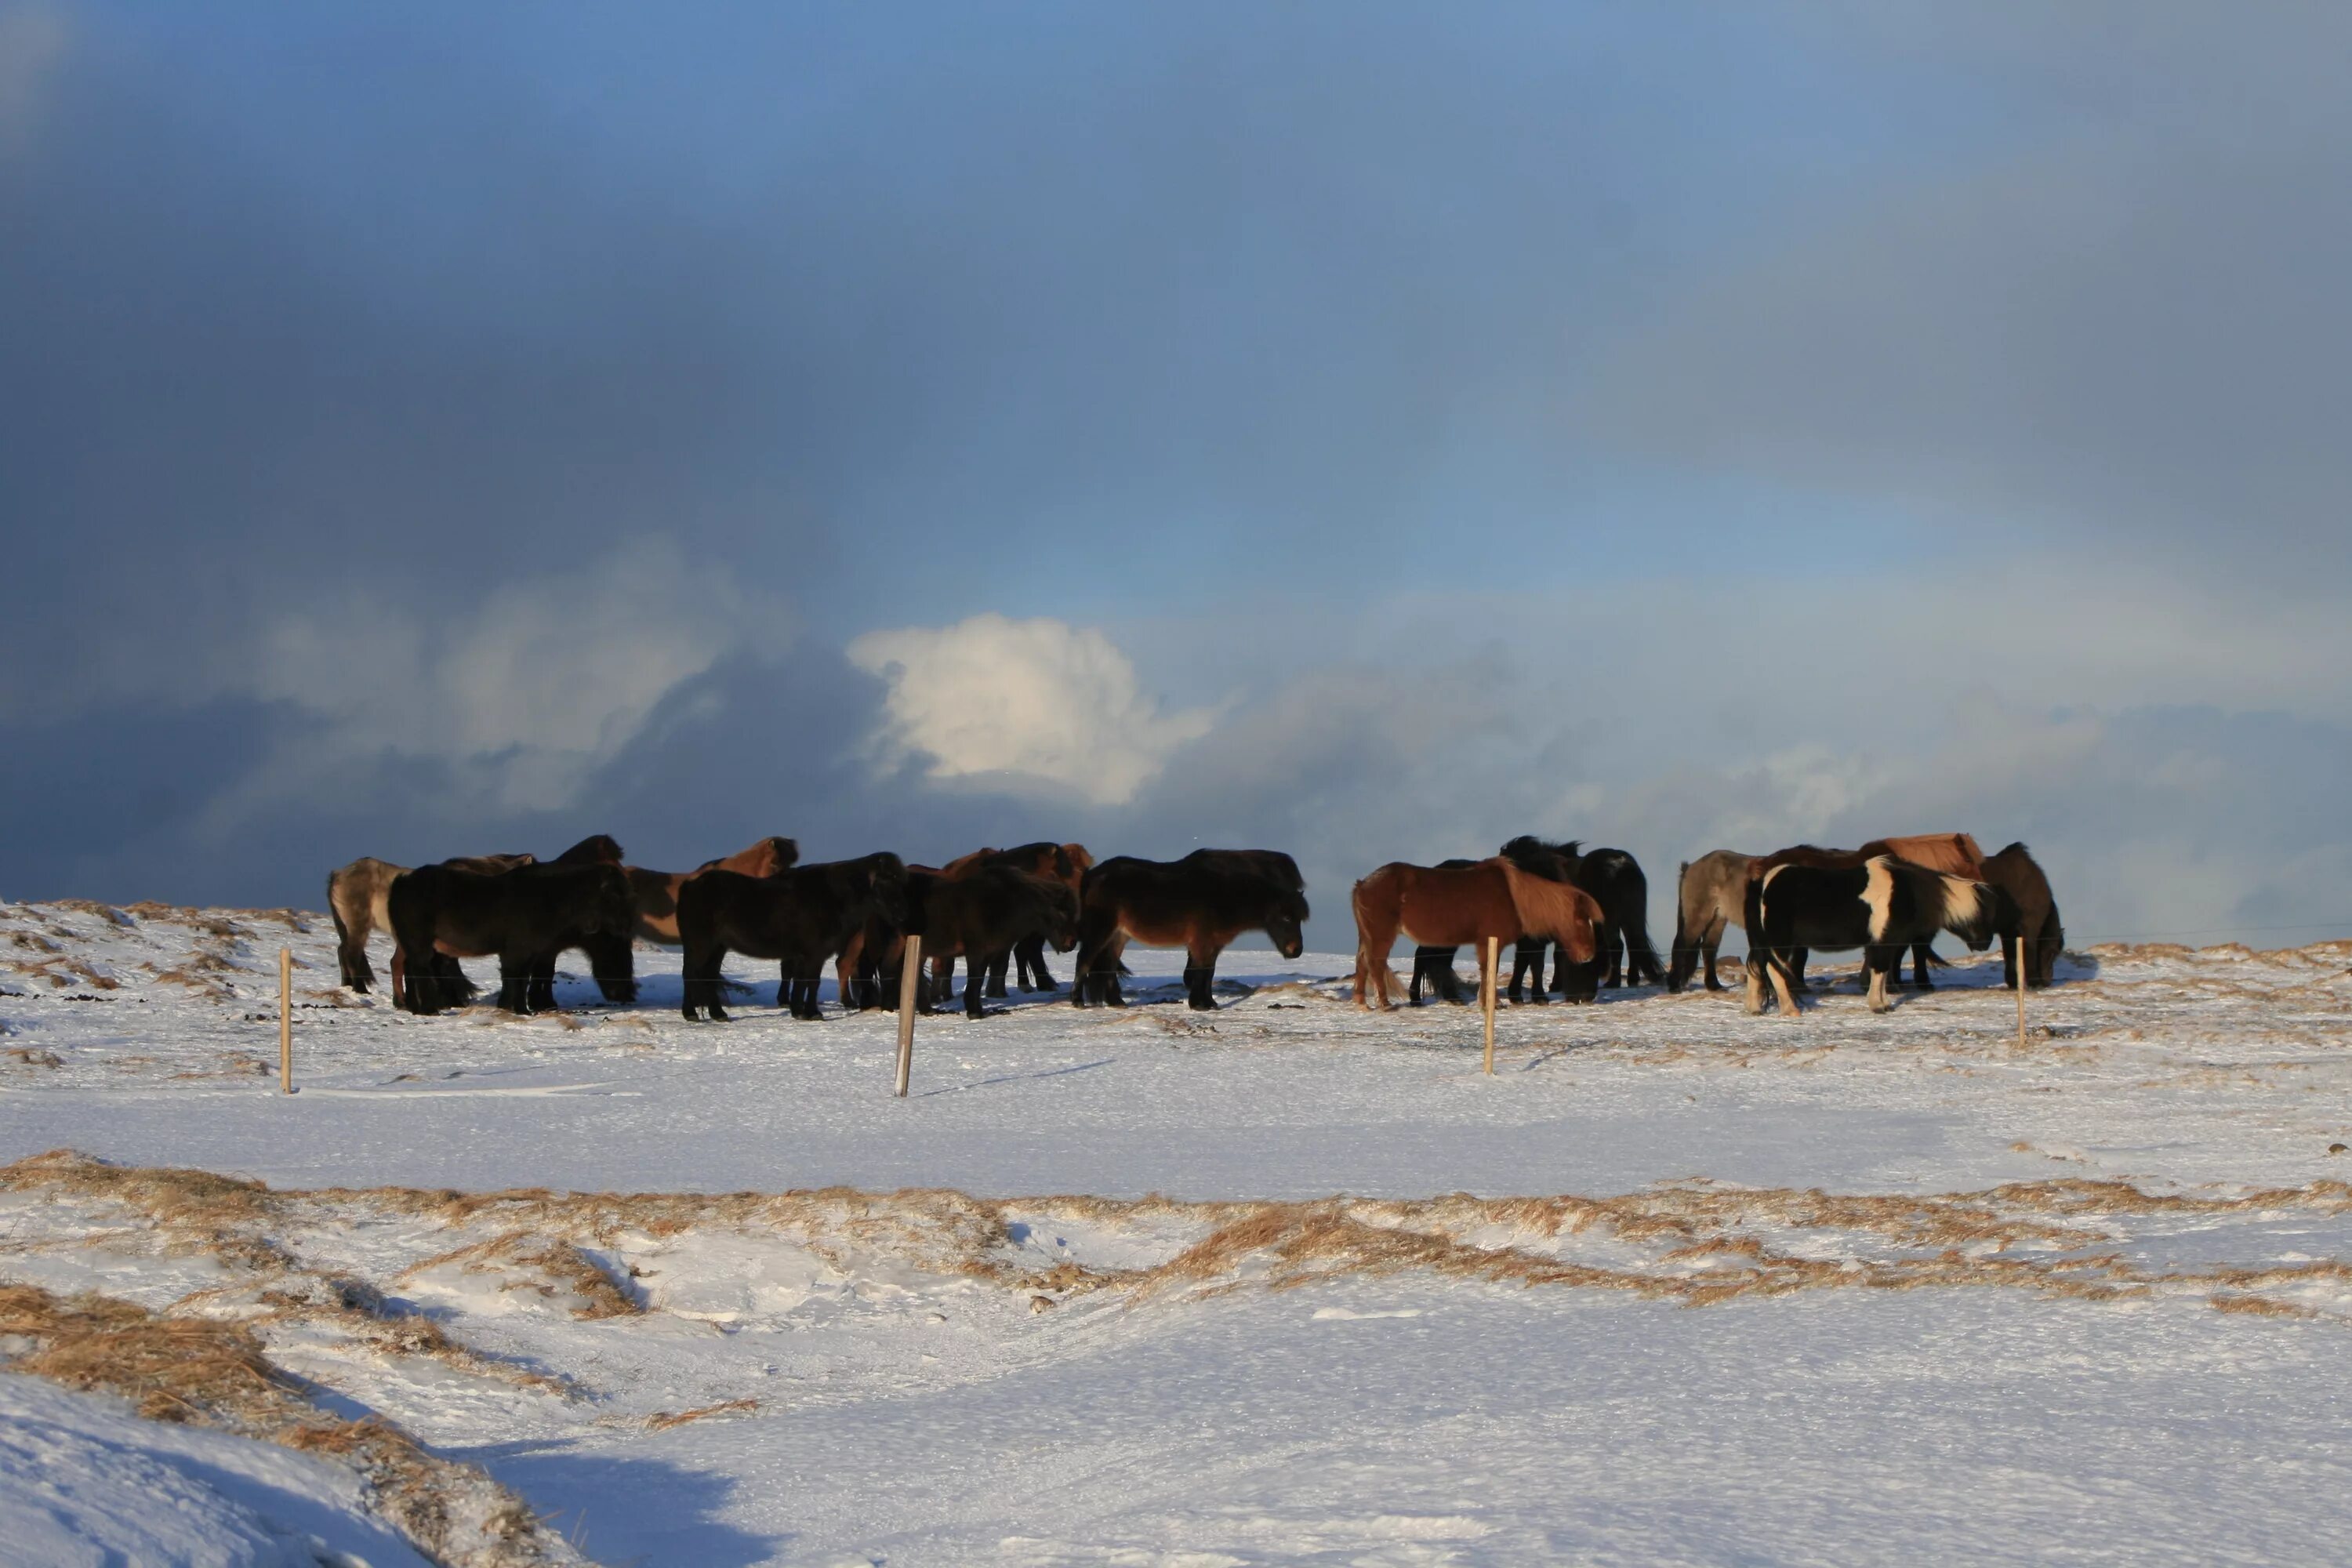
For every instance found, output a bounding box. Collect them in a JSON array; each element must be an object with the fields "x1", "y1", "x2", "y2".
[{"x1": 1860, "y1": 857, "x2": 1897, "y2": 942}]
